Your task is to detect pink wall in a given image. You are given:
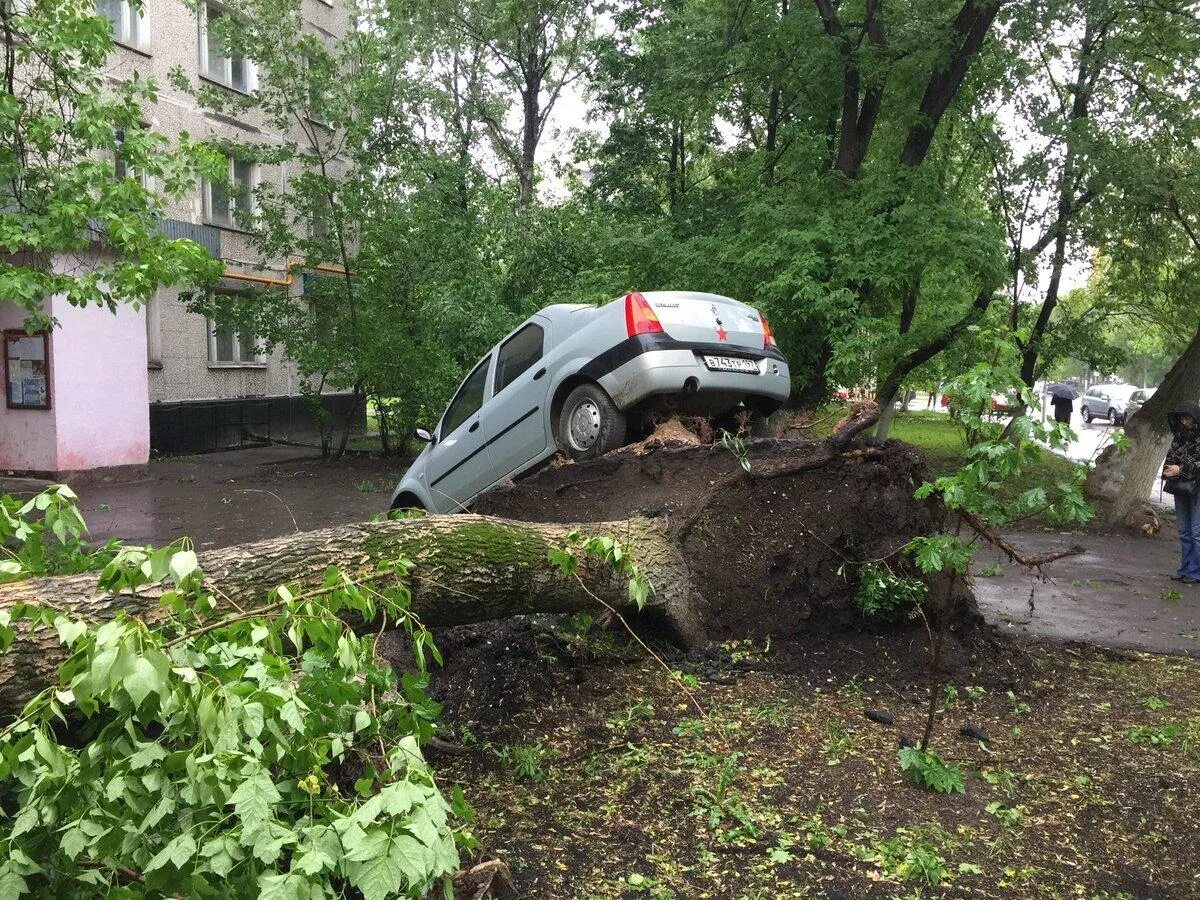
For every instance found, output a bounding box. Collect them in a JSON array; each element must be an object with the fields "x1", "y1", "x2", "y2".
[
  {"x1": 0, "y1": 284, "x2": 148, "y2": 474},
  {"x1": 0, "y1": 302, "x2": 58, "y2": 472},
  {"x1": 50, "y1": 295, "x2": 149, "y2": 471}
]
